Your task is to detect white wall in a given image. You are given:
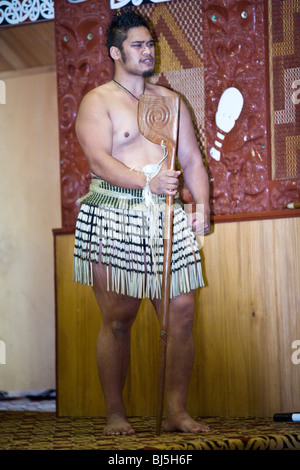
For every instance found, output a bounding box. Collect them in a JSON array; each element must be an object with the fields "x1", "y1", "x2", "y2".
[{"x1": 0, "y1": 66, "x2": 61, "y2": 391}]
